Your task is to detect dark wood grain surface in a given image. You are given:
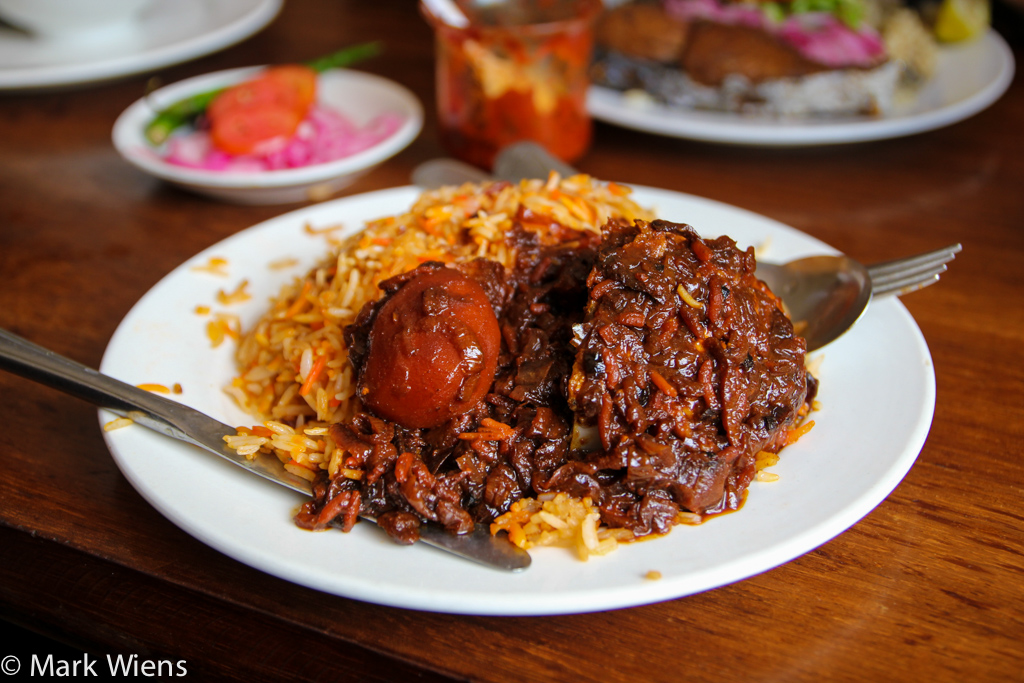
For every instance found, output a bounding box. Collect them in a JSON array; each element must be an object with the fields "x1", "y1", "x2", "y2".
[{"x1": 1, "y1": 1, "x2": 1022, "y2": 681}]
